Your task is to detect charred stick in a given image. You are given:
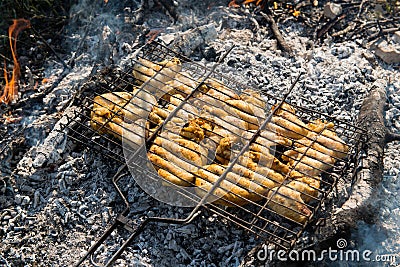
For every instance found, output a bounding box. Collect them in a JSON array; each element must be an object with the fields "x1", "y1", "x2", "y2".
[
  {"x1": 367, "y1": 27, "x2": 400, "y2": 42},
  {"x1": 133, "y1": 0, "x2": 149, "y2": 25},
  {"x1": 316, "y1": 14, "x2": 346, "y2": 40},
  {"x1": 331, "y1": 22, "x2": 357, "y2": 37},
  {"x1": 0, "y1": 53, "x2": 12, "y2": 64},
  {"x1": 385, "y1": 132, "x2": 400, "y2": 143},
  {"x1": 315, "y1": 79, "x2": 388, "y2": 245},
  {"x1": 154, "y1": 0, "x2": 179, "y2": 22},
  {"x1": 357, "y1": 0, "x2": 367, "y2": 18},
  {"x1": 30, "y1": 26, "x2": 69, "y2": 69},
  {"x1": 259, "y1": 11, "x2": 293, "y2": 56}
]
